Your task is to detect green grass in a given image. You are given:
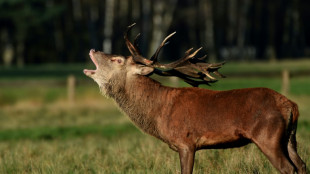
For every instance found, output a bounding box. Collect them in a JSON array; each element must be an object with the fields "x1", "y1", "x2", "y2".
[
  {"x1": 0, "y1": 60, "x2": 309, "y2": 173},
  {"x1": 0, "y1": 124, "x2": 138, "y2": 141}
]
